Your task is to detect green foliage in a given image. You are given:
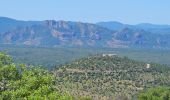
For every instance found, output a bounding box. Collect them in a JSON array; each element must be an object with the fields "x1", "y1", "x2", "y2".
[
  {"x1": 138, "y1": 87, "x2": 170, "y2": 100},
  {"x1": 0, "y1": 53, "x2": 20, "y2": 95},
  {"x1": 0, "y1": 53, "x2": 74, "y2": 100},
  {"x1": 0, "y1": 64, "x2": 19, "y2": 81},
  {"x1": 0, "y1": 52, "x2": 12, "y2": 66}
]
